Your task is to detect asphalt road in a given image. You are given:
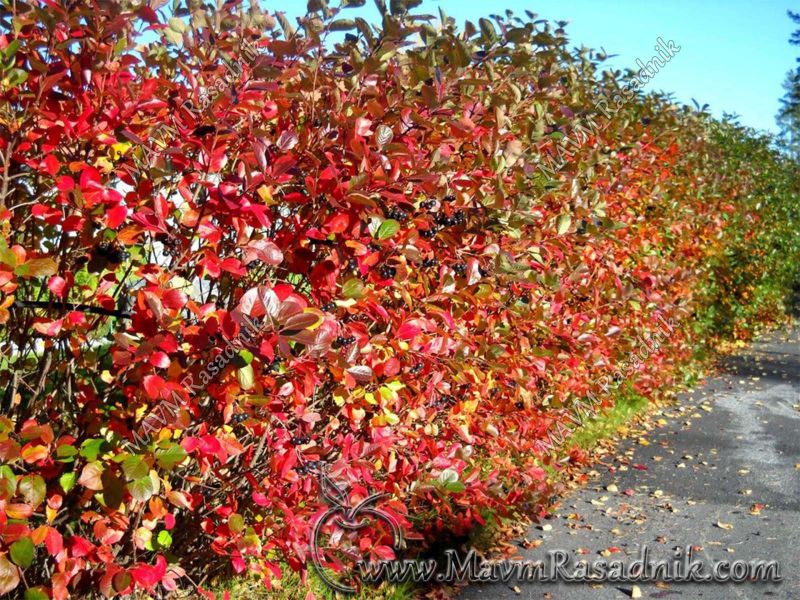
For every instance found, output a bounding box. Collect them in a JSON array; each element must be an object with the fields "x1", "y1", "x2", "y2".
[{"x1": 459, "y1": 326, "x2": 800, "y2": 600}]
